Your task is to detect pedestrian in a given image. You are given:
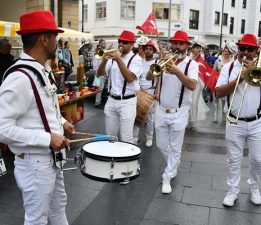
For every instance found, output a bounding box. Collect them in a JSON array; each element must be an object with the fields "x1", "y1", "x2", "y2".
[
  {"x1": 204, "y1": 48, "x2": 216, "y2": 67},
  {"x1": 93, "y1": 39, "x2": 109, "y2": 108},
  {"x1": 0, "y1": 10, "x2": 75, "y2": 224},
  {"x1": 62, "y1": 41, "x2": 74, "y2": 80},
  {"x1": 0, "y1": 38, "x2": 14, "y2": 85},
  {"x1": 188, "y1": 36, "x2": 209, "y2": 130},
  {"x1": 212, "y1": 42, "x2": 236, "y2": 124},
  {"x1": 97, "y1": 30, "x2": 143, "y2": 143},
  {"x1": 83, "y1": 42, "x2": 95, "y2": 86},
  {"x1": 147, "y1": 30, "x2": 198, "y2": 194},
  {"x1": 216, "y1": 33, "x2": 261, "y2": 207},
  {"x1": 133, "y1": 40, "x2": 157, "y2": 147}
]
